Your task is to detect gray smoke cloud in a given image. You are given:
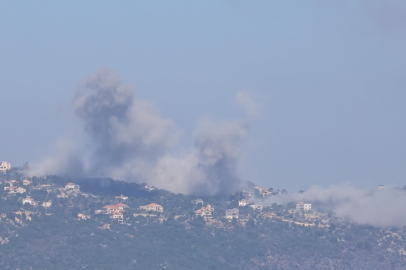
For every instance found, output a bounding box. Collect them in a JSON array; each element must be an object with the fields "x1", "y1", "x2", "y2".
[
  {"x1": 265, "y1": 185, "x2": 406, "y2": 227},
  {"x1": 32, "y1": 68, "x2": 257, "y2": 195}
]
